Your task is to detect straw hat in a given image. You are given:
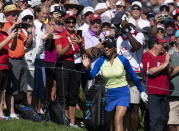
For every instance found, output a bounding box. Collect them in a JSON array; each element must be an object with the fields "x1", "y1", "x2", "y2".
[
  {"x1": 64, "y1": 0, "x2": 84, "y2": 14},
  {"x1": 2, "y1": 3, "x2": 21, "y2": 14}
]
